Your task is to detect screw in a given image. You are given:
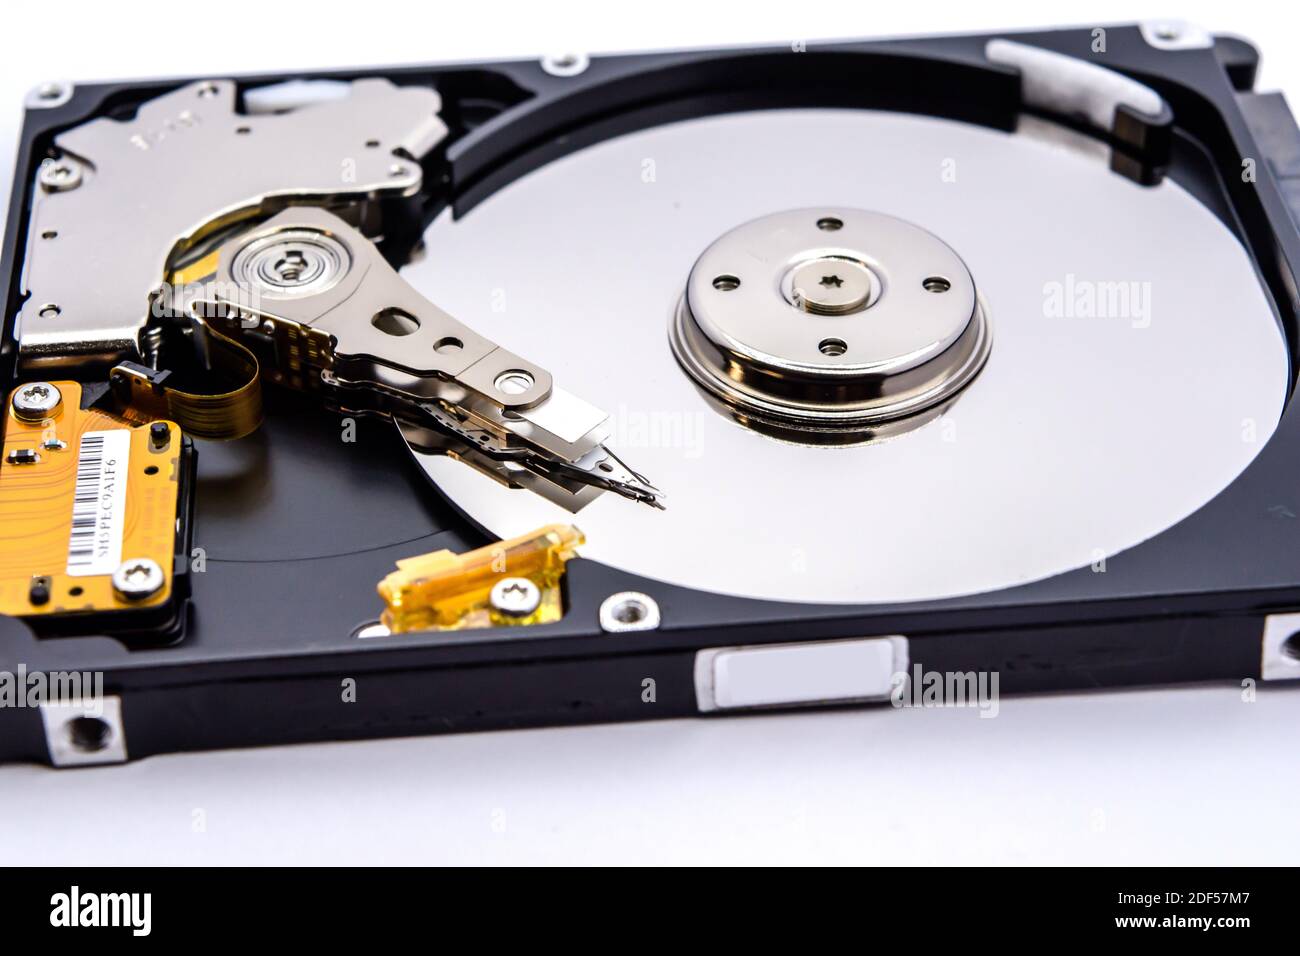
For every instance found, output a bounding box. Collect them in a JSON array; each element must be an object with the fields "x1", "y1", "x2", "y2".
[
  {"x1": 28, "y1": 575, "x2": 51, "y2": 606},
  {"x1": 273, "y1": 249, "x2": 309, "y2": 282},
  {"x1": 789, "y1": 257, "x2": 873, "y2": 316},
  {"x1": 149, "y1": 422, "x2": 171, "y2": 450},
  {"x1": 12, "y1": 381, "x2": 62, "y2": 421},
  {"x1": 112, "y1": 558, "x2": 165, "y2": 601},
  {"x1": 489, "y1": 577, "x2": 542, "y2": 617},
  {"x1": 38, "y1": 158, "x2": 82, "y2": 192}
]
